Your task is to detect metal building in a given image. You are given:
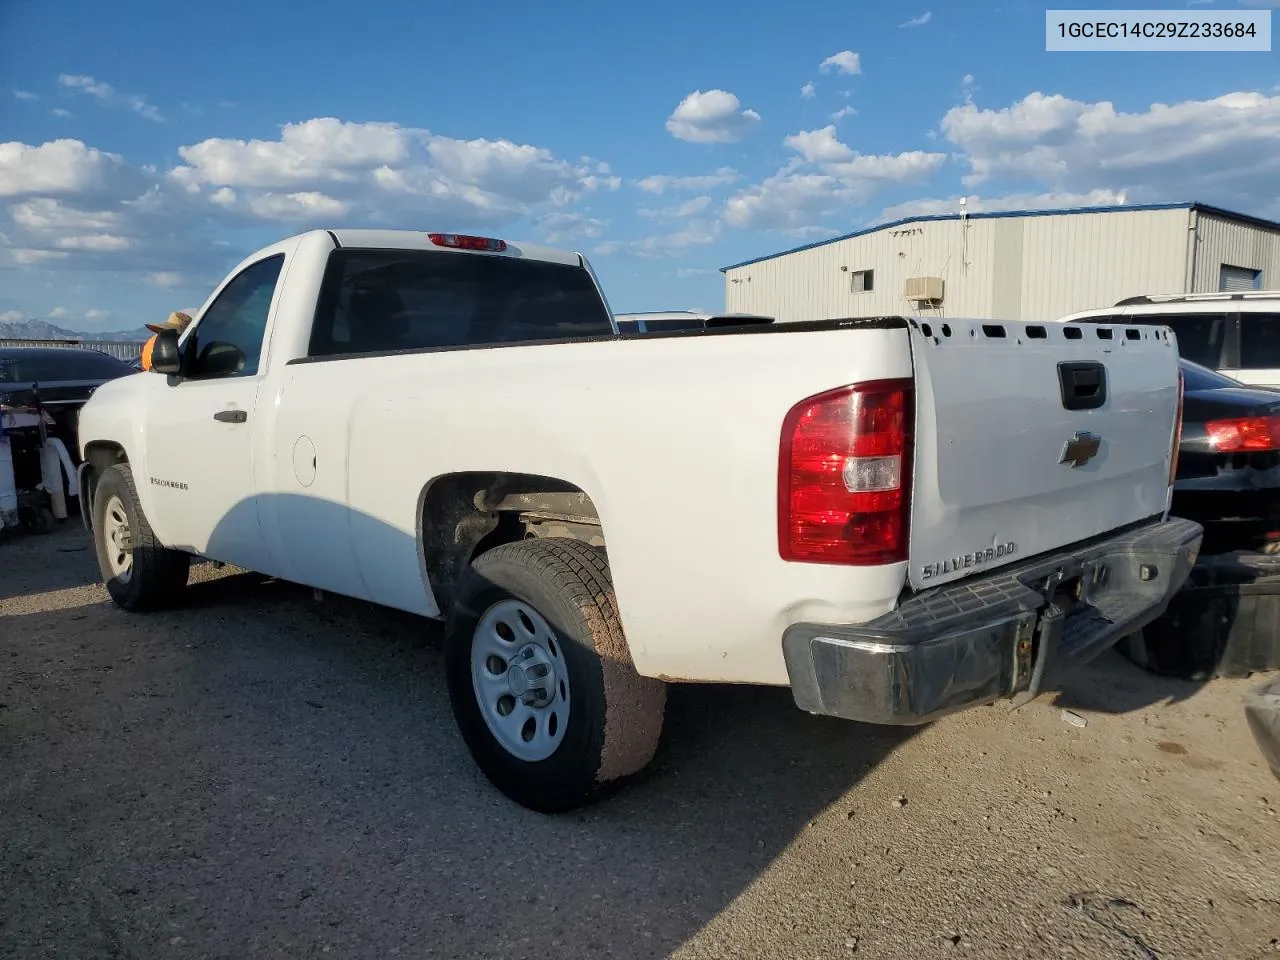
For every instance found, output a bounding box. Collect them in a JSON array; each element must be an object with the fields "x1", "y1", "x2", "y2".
[{"x1": 720, "y1": 201, "x2": 1280, "y2": 323}]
